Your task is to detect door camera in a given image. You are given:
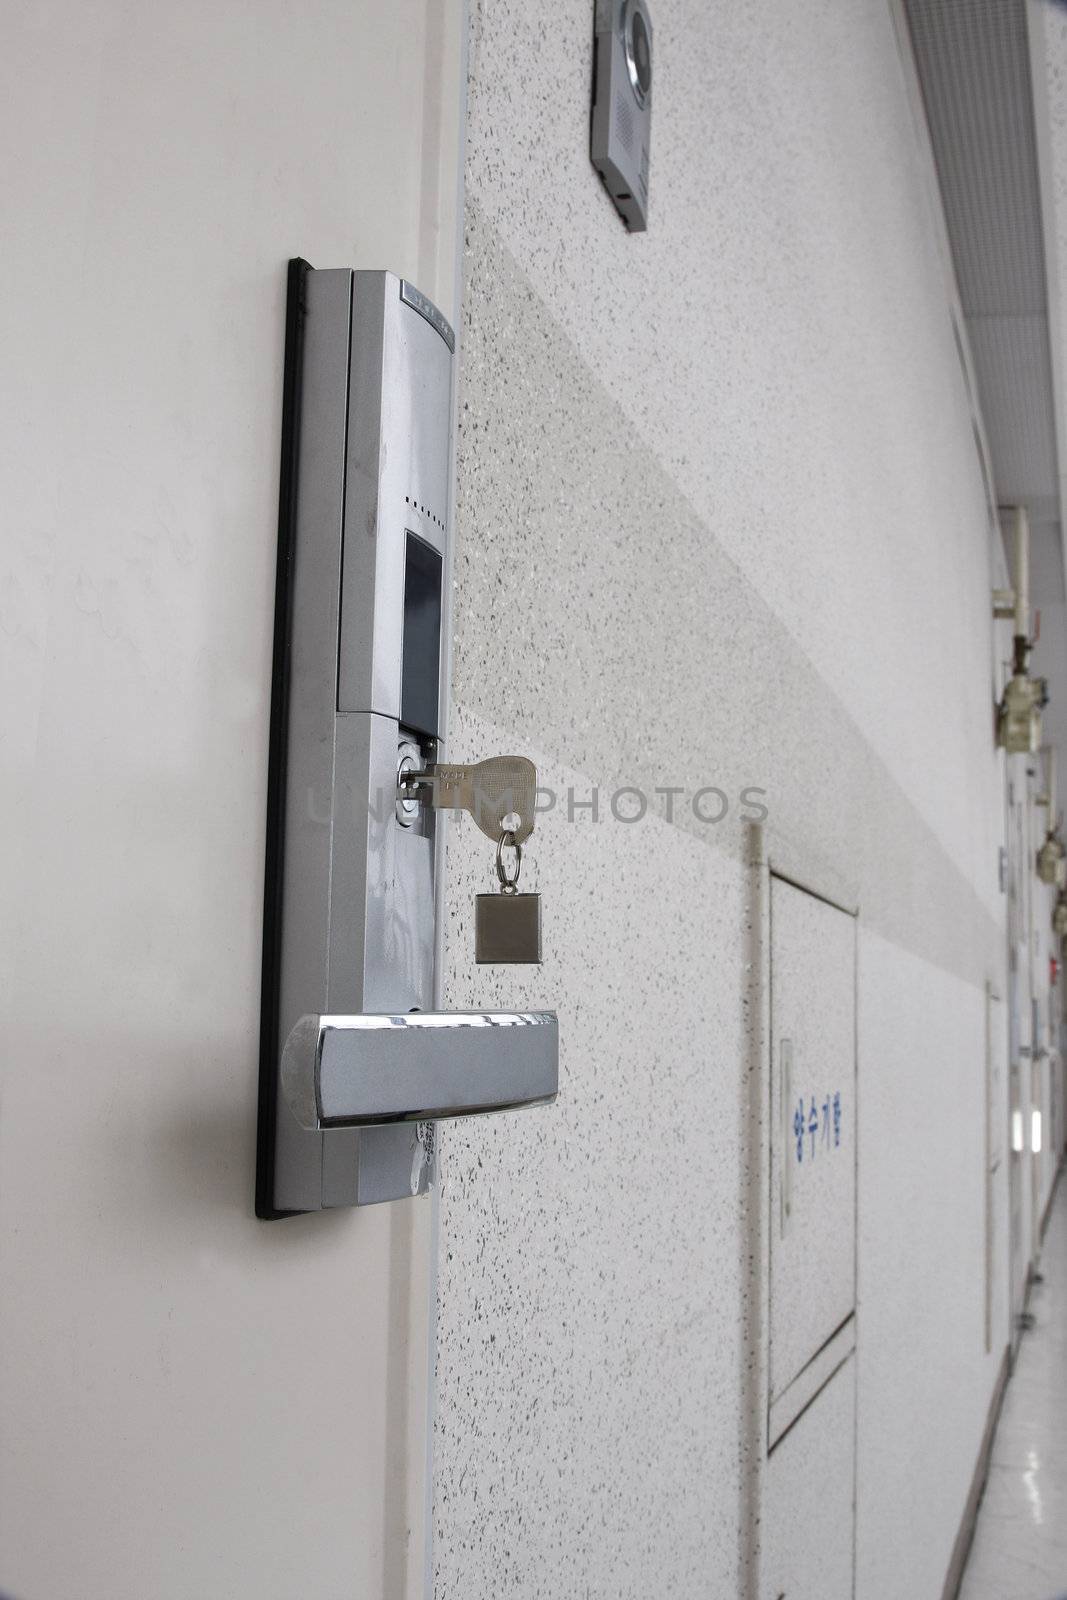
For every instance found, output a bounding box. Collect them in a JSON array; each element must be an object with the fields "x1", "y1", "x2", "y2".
[{"x1": 591, "y1": 0, "x2": 653, "y2": 232}]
